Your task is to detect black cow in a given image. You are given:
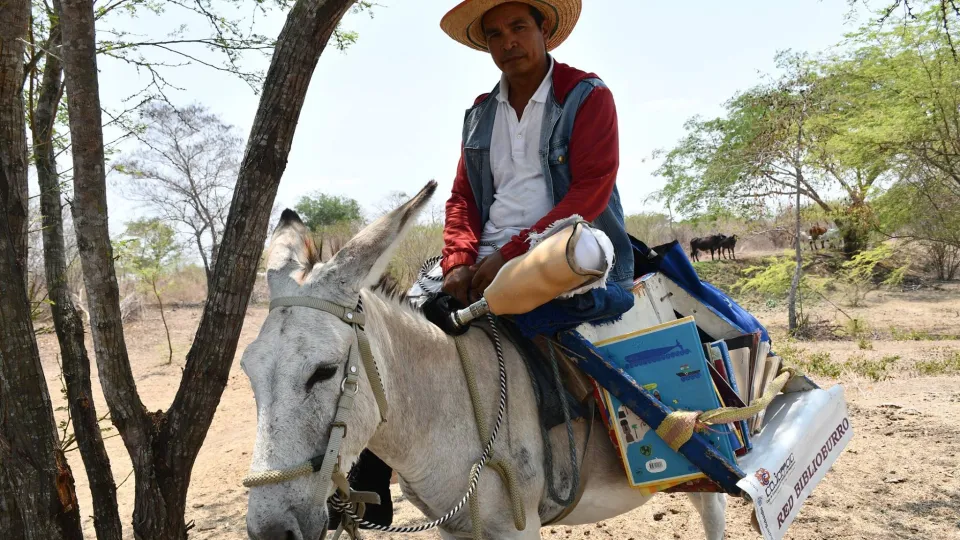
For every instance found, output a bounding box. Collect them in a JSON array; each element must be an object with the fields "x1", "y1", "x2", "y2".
[
  {"x1": 719, "y1": 234, "x2": 738, "y2": 260},
  {"x1": 690, "y1": 234, "x2": 727, "y2": 262}
]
